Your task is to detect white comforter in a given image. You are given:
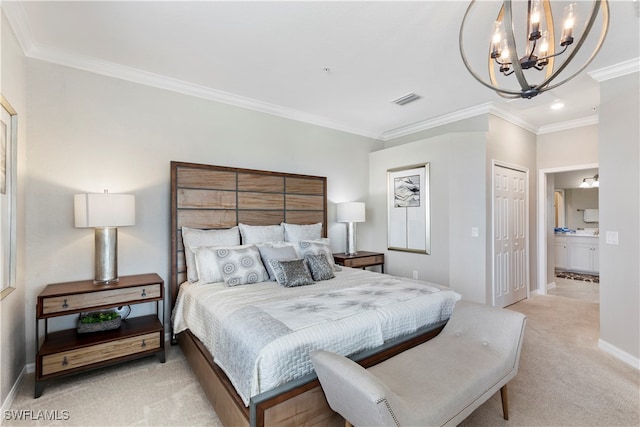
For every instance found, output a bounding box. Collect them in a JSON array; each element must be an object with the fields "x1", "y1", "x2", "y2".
[{"x1": 172, "y1": 268, "x2": 461, "y2": 405}]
